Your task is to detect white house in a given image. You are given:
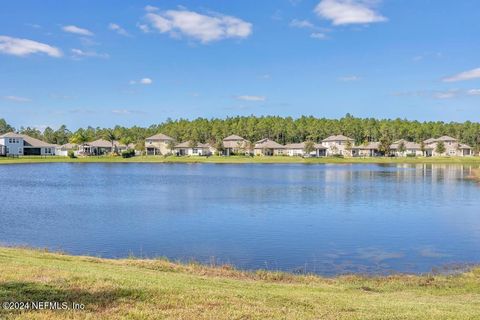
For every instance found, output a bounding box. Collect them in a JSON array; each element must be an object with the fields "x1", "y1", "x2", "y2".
[
  {"x1": 284, "y1": 142, "x2": 327, "y2": 157},
  {"x1": 389, "y1": 139, "x2": 424, "y2": 157},
  {"x1": 254, "y1": 138, "x2": 285, "y2": 156},
  {"x1": 145, "y1": 133, "x2": 175, "y2": 155},
  {"x1": 0, "y1": 132, "x2": 57, "y2": 156},
  {"x1": 322, "y1": 135, "x2": 355, "y2": 156},
  {"x1": 352, "y1": 142, "x2": 381, "y2": 157},
  {"x1": 424, "y1": 136, "x2": 472, "y2": 157},
  {"x1": 174, "y1": 141, "x2": 215, "y2": 156}
]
